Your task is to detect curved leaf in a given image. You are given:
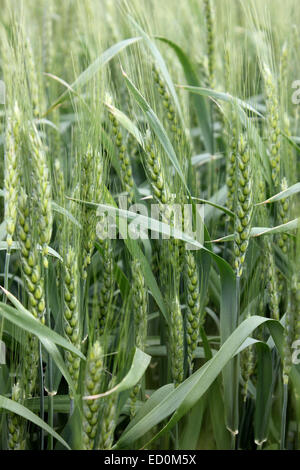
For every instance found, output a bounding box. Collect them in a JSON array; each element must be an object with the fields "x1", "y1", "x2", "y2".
[
  {"x1": 257, "y1": 182, "x2": 300, "y2": 205},
  {"x1": 0, "y1": 290, "x2": 85, "y2": 360},
  {"x1": 47, "y1": 37, "x2": 141, "y2": 112},
  {"x1": 155, "y1": 37, "x2": 212, "y2": 152},
  {"x1": 0, "y1": 395, "x2": 71, "y2": 449},
  {"x1": 211, "y1": 218, "x2": 299, "y2": 243},
  {"x1": 114, "y1": 316, "x2": 279, "y2": 448},
  {"x1": 129, "y1": 18, "x2": 183, "y2": 123},
  {"x1": 192, "y1": 197, "x2": 235, "y2": 218},
  {"x1": 122, "y1": 69, "x2": 189, "y2": 194},
  {"x1": 83, "y1": 348, "x2": 151, "y2": 400},
  {"x1": 179, "y1": 83, "x2": 271, "y2": 185},
  {"x1": 105, "y1": 102, "x2": 144, "y2": 147},
  {"x1": 250, "y1": 218, "x2": 299, "y2": 237},
  {"x1": 0, "y1": 241, "x2": 63, "y2": 261},
  {"x1": 191, "y1": 152, "x2": 224, "y2": 167},
  {"x1": 102, "y1": 187, "x2": 169, "y2": 325},
  {"x1": 178, "y1": 85, "x2": 262, "y2": 117},
  {"x1": 52, "y1": 201, "x2": 82, "y2": 229}
]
